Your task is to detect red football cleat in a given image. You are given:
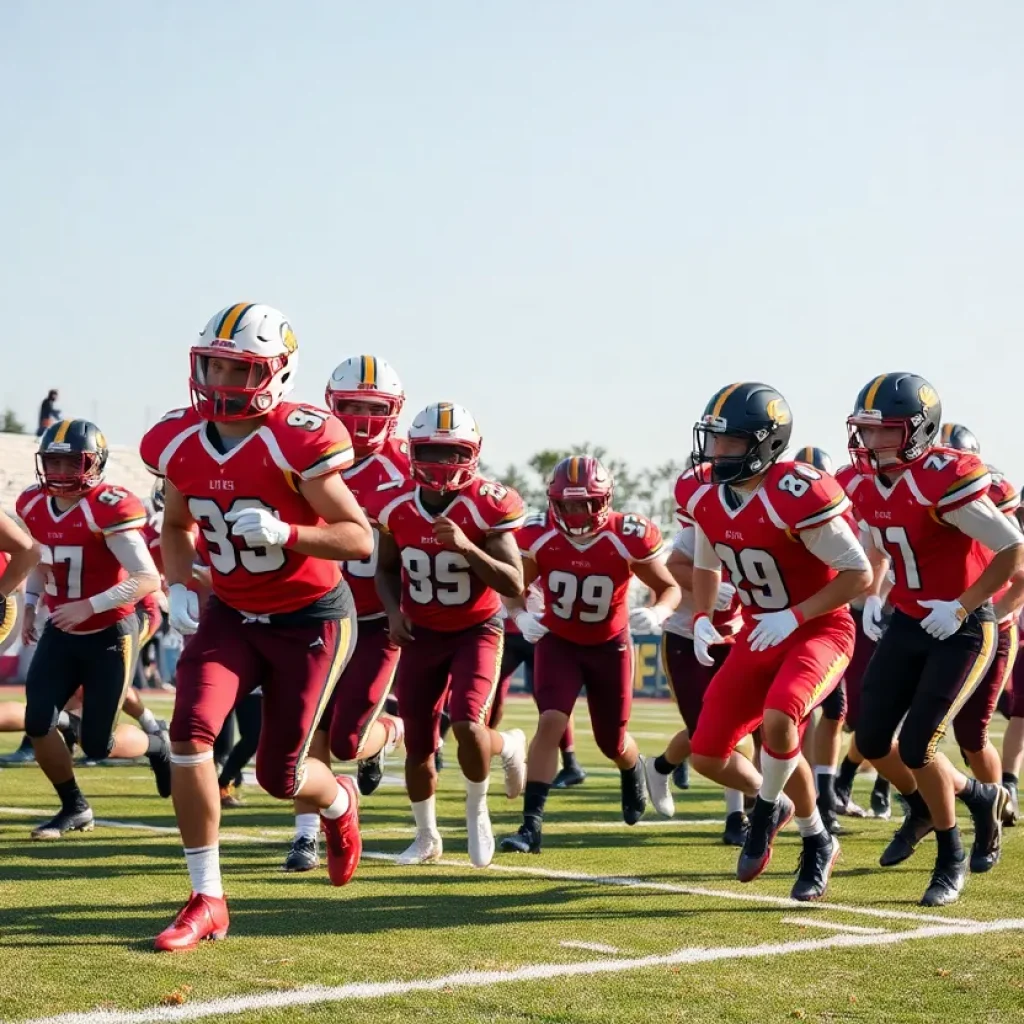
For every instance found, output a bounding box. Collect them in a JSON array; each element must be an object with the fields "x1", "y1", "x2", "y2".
[
  {"x1": 321, "y1": 775, "x2": 362, "y2": 886},
  {"x1": 153, "y1": 892, "x2": 229, "y2": 952}
]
